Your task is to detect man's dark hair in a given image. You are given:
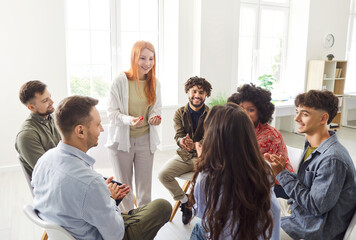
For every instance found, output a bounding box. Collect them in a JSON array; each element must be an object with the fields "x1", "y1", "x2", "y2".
[
  {"x1": 184, "y1": 76, "x2": 212, "y2": 97},
  {"x1": 55, "y1": 96, "x2": 98, "y2": 139},
  {"x1": 295, "y1": 90, "x2": 338, "y2": 124},
  {"x1": 227, "y1": 83, "x2": 275, "y2": 124},
  {"x1": 19, "y1": 80, "x2": 47, "y2": 105}
]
